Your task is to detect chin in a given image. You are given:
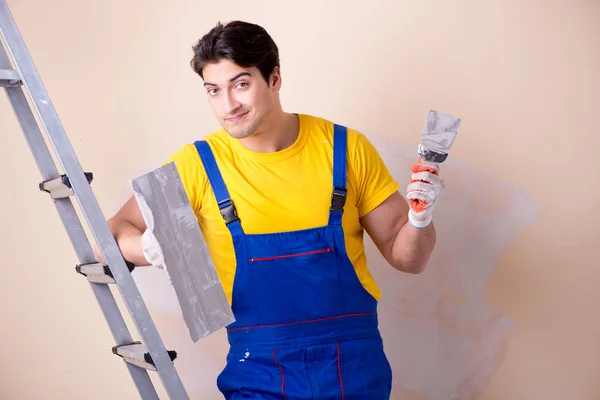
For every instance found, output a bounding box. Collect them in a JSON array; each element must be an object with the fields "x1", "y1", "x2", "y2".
[
  {"x1": 224, "y1": 125, "x2": 255, "y2": 139},
  {"x1": 224, "y1": 120, "x2": 260, "y2": 139},
  {"x1": 228, "y1": 131, "x2": 254, "y2": 139}
]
